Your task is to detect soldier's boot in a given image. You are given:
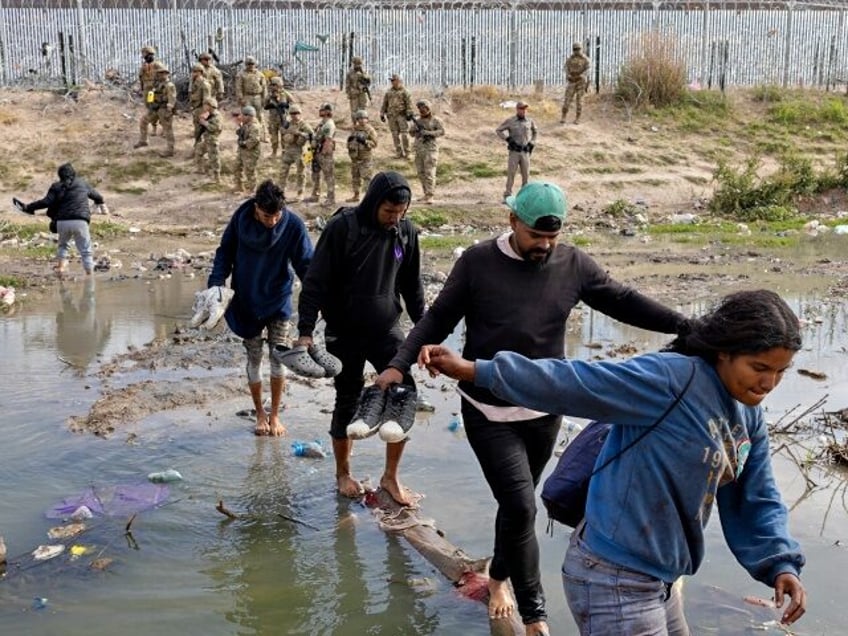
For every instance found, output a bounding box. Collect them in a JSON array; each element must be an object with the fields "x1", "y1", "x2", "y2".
[
  {"x1": 271, "y1": 145, "x2": 278, "y2": 157},
  {"x1": 560, "y1": 109, "x2": 568, "y2": 124},
  {"x1": 574, "y1": 112, "x2": 581, "y2": 125},
  {"x1": 160, "y1": 149, "x2": 175, "y2": 158},
  {"x1": 152, "y1": 124, "x2": 159, "y2": 137},
  {"x1": 134, "y1": 134, "x2": 148, "y2": 149}
]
